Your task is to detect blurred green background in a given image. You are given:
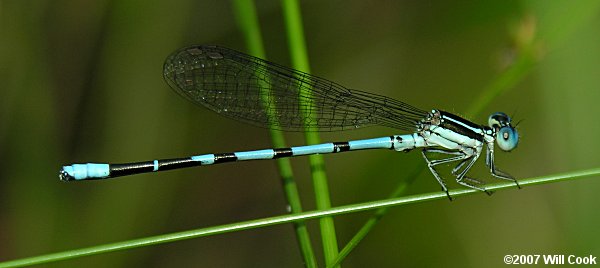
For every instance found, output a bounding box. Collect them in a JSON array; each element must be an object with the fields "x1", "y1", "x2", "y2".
[{"x1": 2, "y1": 0, "x2": 600, "y2": 267}]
